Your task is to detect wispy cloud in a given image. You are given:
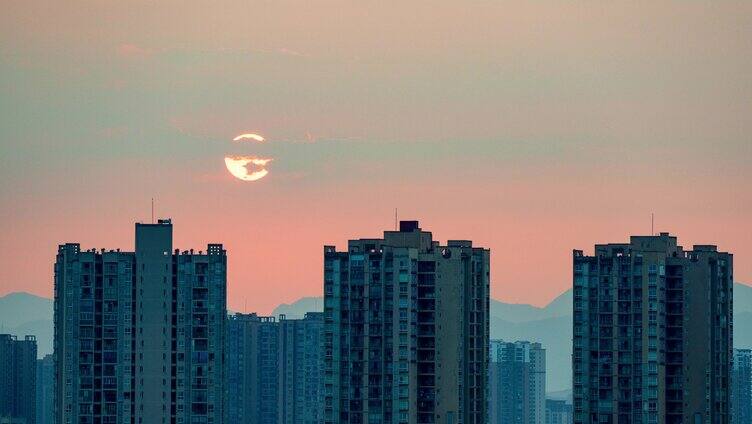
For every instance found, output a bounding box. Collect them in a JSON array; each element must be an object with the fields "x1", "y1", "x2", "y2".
[
  {"x1": 117, "y1": 43, "x2": 153, "y2": 59},
  {"x1": 275, "y1": 47, "x2": 310, "y2": 58}
]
